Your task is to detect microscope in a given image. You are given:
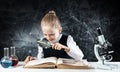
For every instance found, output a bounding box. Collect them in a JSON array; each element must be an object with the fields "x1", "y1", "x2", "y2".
[{"x1": 94, "y1": 27, "x2": 114, "y2": 64}]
